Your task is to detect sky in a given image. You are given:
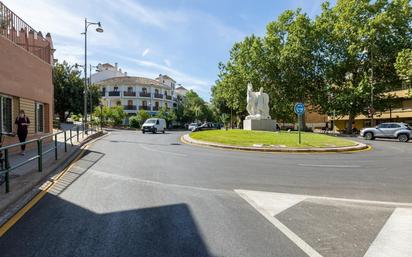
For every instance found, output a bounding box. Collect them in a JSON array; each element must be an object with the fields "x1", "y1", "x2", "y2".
[{"x1": 3, "y1": 0, "x2": 334, "y2": 101}]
